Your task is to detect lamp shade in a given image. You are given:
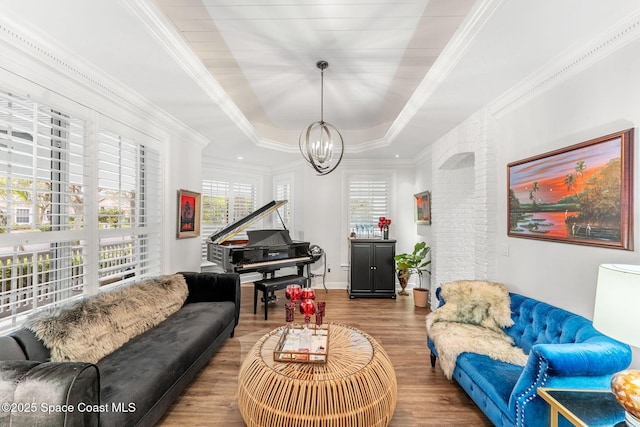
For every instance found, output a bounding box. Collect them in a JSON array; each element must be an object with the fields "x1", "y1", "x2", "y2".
[{"x1": 593, "y1": 264, "x2": 640, "y2": 348}]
